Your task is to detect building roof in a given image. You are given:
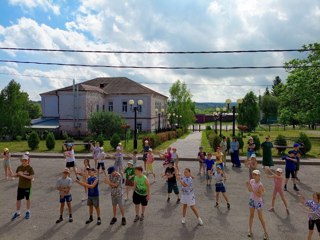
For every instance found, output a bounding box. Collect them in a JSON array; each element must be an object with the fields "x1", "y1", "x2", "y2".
[
  {"x1": 29, "y1": 118, "x2": 59, "y2": 129},
  {"x1": 41, "y1": 77, "x2": 167, "y2": 98}
]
